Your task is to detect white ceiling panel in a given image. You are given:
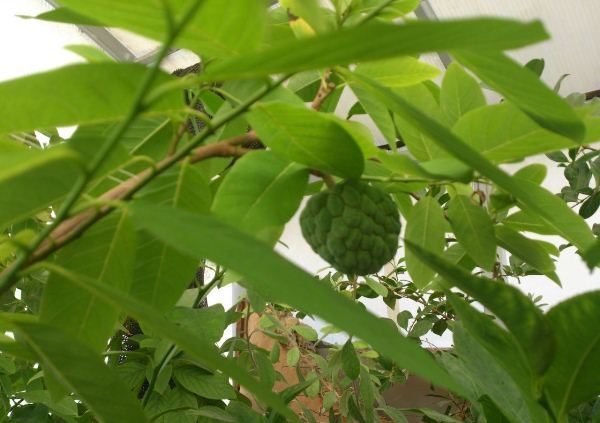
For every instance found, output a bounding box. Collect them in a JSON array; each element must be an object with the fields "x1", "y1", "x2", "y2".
[{"x1": 428, "y1": 0, "x2": 600, "y2": 95}]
